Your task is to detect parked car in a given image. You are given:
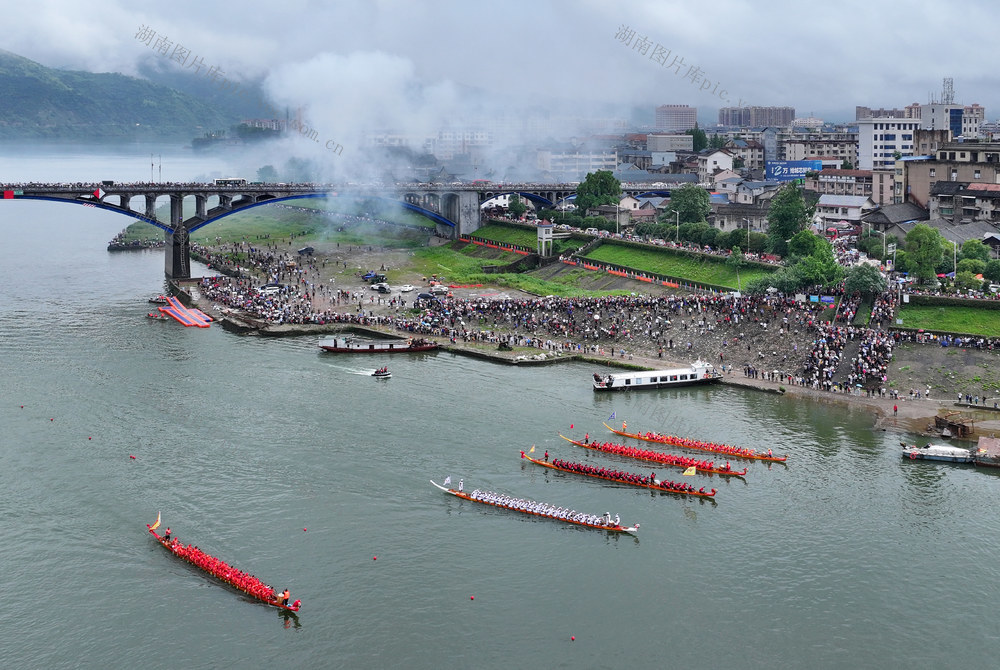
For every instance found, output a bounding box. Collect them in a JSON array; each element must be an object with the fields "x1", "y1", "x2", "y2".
[
  {"x1": 376, "y1": 285, "x2": 391, "y2": 294},
  {"x1": 371, "y1": 282, "x2": 389, "y2": 291},
  {"x1": 398, "y1": 284, "x2": 415, "y2": 292},
  {"x1": 430, "y1": 284, "x2": 449, "y2": 295}
]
